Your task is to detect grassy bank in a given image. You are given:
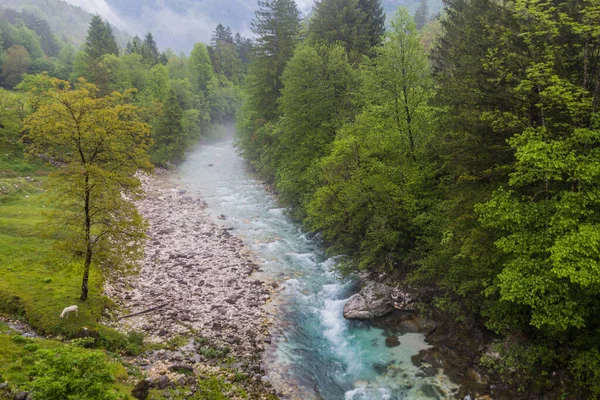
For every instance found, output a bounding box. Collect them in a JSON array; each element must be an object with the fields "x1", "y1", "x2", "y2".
[{"x1": 0, "y1": 176, "x2": 108, "y2": 336}]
